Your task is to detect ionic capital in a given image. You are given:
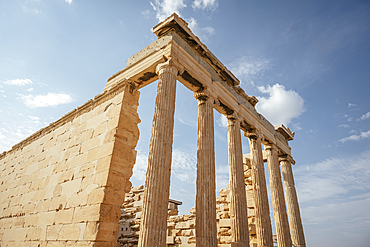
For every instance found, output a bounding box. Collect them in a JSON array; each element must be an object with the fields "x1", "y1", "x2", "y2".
[
  {"x1": 156, "y1": 57, "x2": 184, "y2": 76},
  {"x1": 279, "y1": 154, "x2": 295, "y2": 165},
  {"x1": 264, "y1": 143, "x2": 277, "y2": 152},
  {"x1": 244, "y1": 129, "x2": 263, "y2": 141},
  {"x1": 226, "y1": 112, "x2": 242, "y2": 122},
  {"x1": 194, "y1": 89, "x2": 215, "y2": 105},
  {"x1": 226, "y1": 112, "x2": 243, "y2": 128}
]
